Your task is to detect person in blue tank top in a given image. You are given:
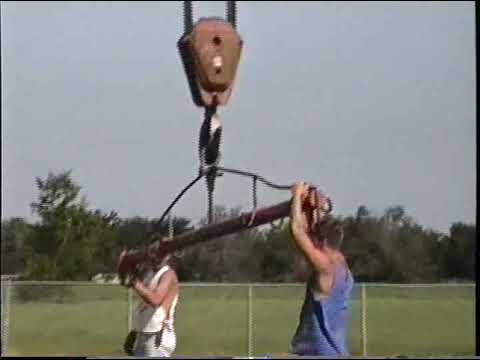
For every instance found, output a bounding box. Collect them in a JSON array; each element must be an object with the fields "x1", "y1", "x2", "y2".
[{"x1": 289, "y1": 182, "x2": 354, "y2": 356}]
